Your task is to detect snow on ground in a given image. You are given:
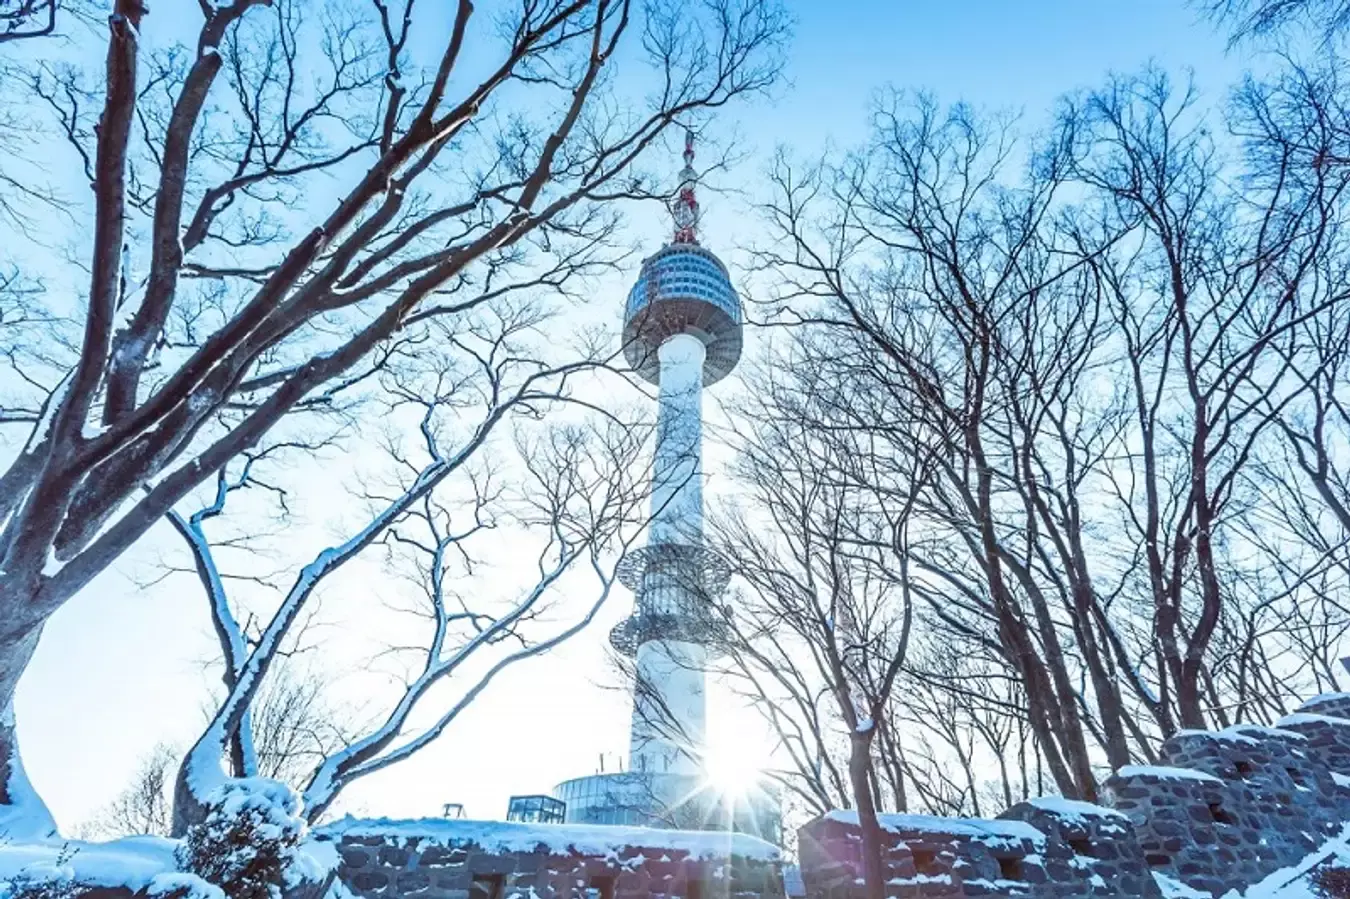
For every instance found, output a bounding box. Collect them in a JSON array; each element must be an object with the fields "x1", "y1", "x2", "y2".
[
  {"x1": 0, "y1": 836, "x2": 178, "y2": 893},
  {"x1": 319, "y1": 817, "x2": 781, "y2": 861}
]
